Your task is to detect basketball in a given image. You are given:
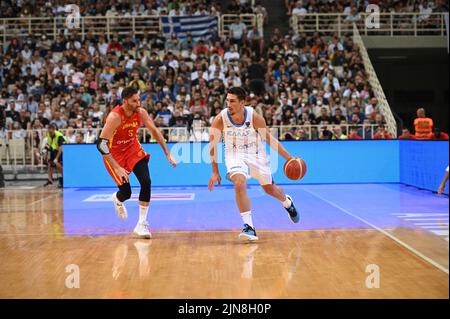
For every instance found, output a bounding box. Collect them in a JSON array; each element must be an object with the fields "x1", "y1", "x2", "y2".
[{"x1": 284, "y1": 158, "x2": 307, "y2": 180}]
